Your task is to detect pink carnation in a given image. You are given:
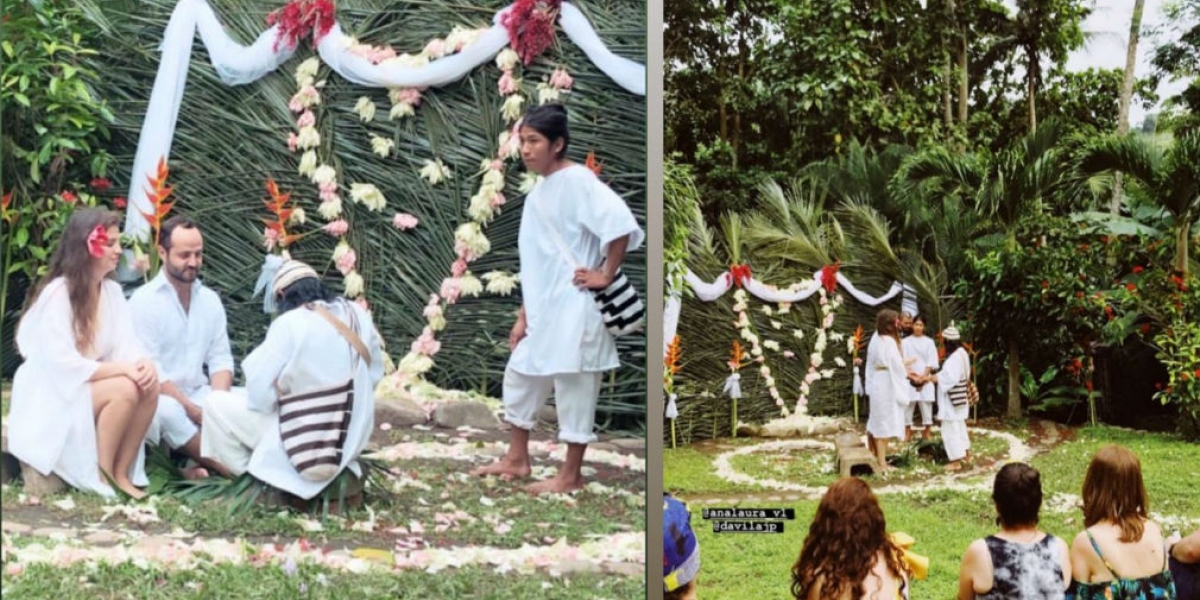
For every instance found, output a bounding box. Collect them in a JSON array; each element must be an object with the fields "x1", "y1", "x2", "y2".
[
  {"x1": 440, "y1": 278, "x2": 462, "y2": 304},
  {"x1": 368, "y1": 46, "x2": 397, "y2": 64},
  {"x1": 319, "y1": 181, "x2": 339, "y2": 203},
  {"x1": 451, "y1": 258, "x2": 468, "y2": 277},
  {"x1": 549, "y1": 68, "x2": 574, "y2": 90},
  {"x1": 335, "y1": 249, "x2": 357, "y2": 275},
  {"x1": 288, "y1": 97, "x2": 304, "y2": 113},
  {"x1": 392, "y1": 213, "x2": 419, "y2": 230},
  {"x1": 297, "y1": 110, "x2": 316, "y2": 129},
  {"x1": 423, "y1": 302, "x2": 441, "y2": 318},
  {"x1": 263, "y1": 227, "x2": 280, "y2": 251},
  {"x1": 424, "y1": 39, "x2": 446, "y2": 58},
  {"x1": 490, "y1": 159, "x2": 504, "y2": 171},
  {"x1": 287, "y1": 132, "x2": 299, "y2": 151},
  {"x1": 411, "y1": 327, "x2": 441, "y2": 356},
  {"x1": 498, "y1": 71, "x2": 519, "y2": 95},
  {"x1": 823, "y1": 313, "x2": 835, "y2": 328},
  {"x1": 783, "y1": 350, "x2": 795, "y2": 358},
  {"x1": 427, "y1": 293, "x2": 441, "y2": 307},
  {"x1": 322, "y1": 220, "x2": 349, "y2": 237},
  {"x1": 397, "y1": 88, "x2": 422, "y2": 106},
  {"x1": 491, "y1": 193, "x2": 506, "y2": 208}
]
